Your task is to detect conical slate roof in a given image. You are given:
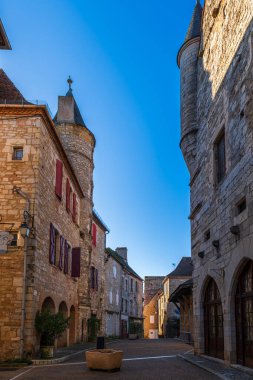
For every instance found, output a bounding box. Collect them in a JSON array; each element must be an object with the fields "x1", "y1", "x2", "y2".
[
  {"x1": 0, "y1": 69, "x2": 29, "y2": 104},
  {"x1": 184, "y1": 0, "x2": 202, "y2": 43},
  {"x1": 53, "y1": 86, "x2": 87, "y2": 128}
]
